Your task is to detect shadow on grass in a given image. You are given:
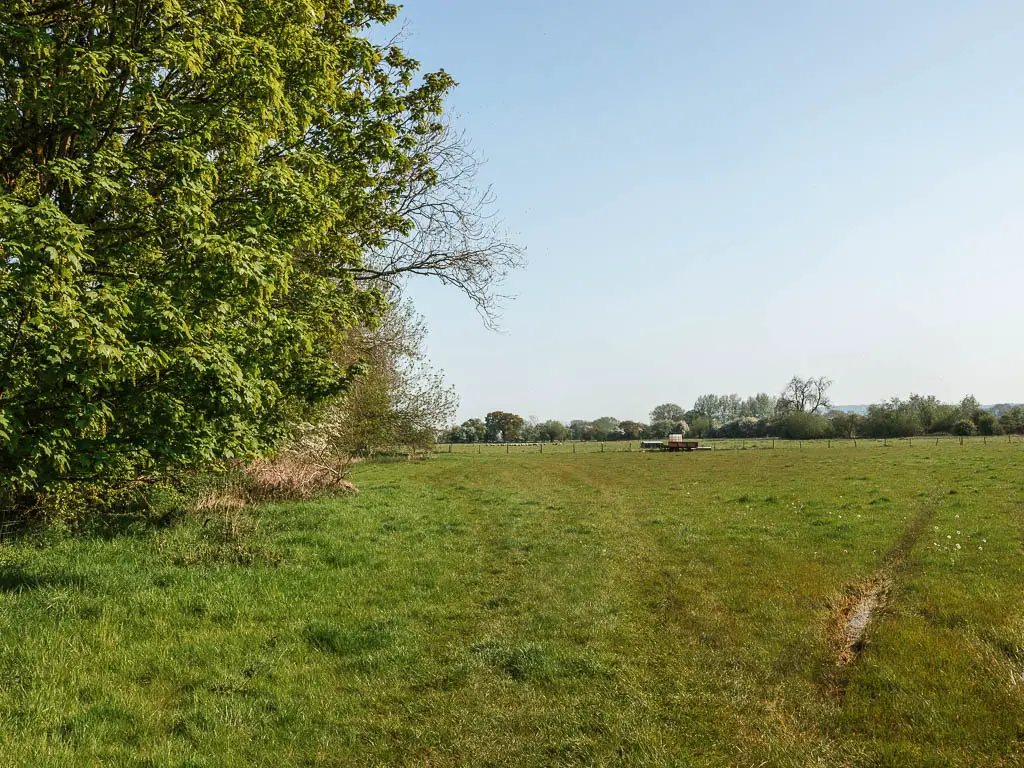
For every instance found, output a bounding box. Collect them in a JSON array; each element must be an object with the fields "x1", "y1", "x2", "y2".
[
  {"x1": 0, "y1": 486, "x2": 189, "y2": 545},
  {"x1": 0, "y1": 565, "x2": 89, "y2": 593}
]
